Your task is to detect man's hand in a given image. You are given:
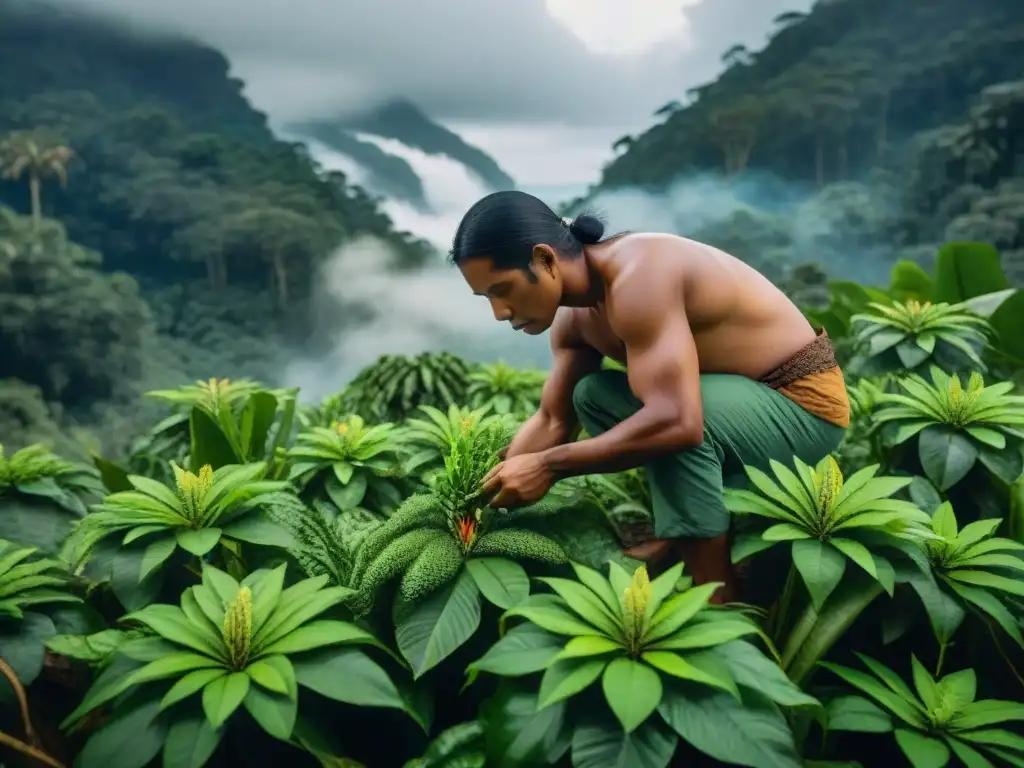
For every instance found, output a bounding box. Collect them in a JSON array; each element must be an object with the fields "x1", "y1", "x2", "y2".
[{"x1": 480, "y1": 453, "x2": 555, "y2": 508}]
